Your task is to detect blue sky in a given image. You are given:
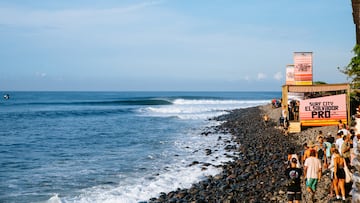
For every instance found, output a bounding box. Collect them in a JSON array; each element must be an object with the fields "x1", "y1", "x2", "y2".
[{"x1": 0, "y1": 0, "x2": 356, "y2": 91}]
